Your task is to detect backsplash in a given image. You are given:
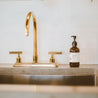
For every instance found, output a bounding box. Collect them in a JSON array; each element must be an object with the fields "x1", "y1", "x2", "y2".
[{"x1": 0, "y1": 0, "x2": 98, "y2": 64}]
